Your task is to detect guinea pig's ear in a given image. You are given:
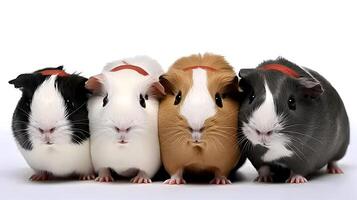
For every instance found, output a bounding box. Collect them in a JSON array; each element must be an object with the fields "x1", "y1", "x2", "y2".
[
  {"x1": 297, "y1": 77, "x2": 324, "y2": 98},
  {"x1": 85, "y1": 74, "x2": 104, "y2": 95},
  {"x1": 148, "y1": 81, "x2": 166, "y2": 99},
  {"x1": 238, "y1": 69, "x2": 255, "y2": 92},
  {"x1": 238, "y1": 68, "x2": 255, "y2": 79},
  {"x1": 8, "y1": 73, "x2": 34, "y2": 89},
  {"x1": 159, "y1": 74, "x2": 175, "y2": 95}
]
